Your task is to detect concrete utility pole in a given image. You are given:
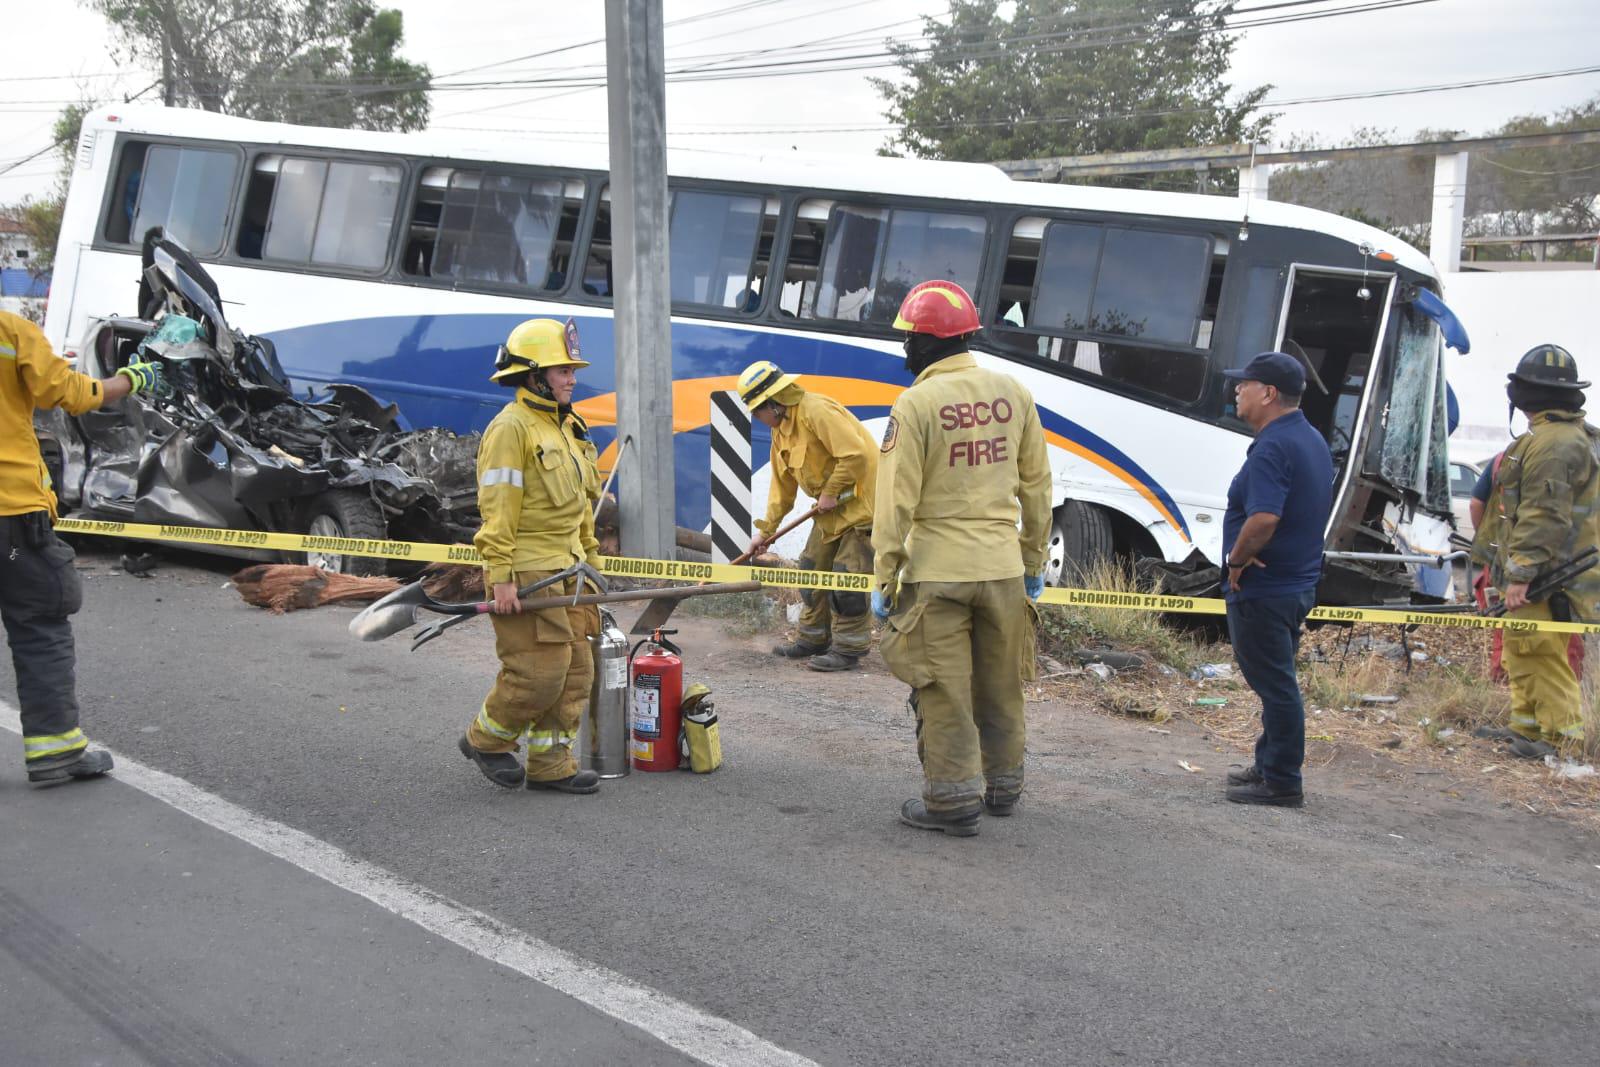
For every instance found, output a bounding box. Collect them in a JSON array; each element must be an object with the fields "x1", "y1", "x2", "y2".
[
  {"x1": 1430, "y1": 152, "x2": 1469, "y2": 276},
  {"x1": 605, "y1": 0, "x2": 675, "y2": 560}
]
